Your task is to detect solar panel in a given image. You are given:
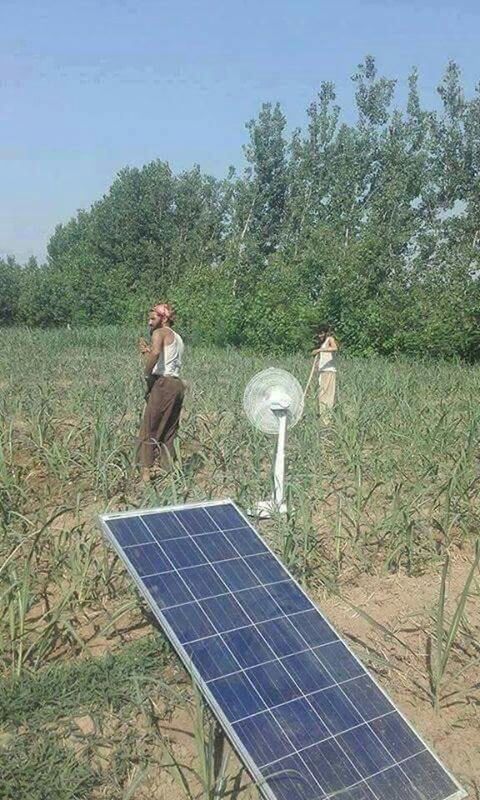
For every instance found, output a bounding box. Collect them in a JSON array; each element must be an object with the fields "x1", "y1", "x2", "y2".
[{"x1": 99, "y1": 500, "x2": 465, "y2": 800}]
